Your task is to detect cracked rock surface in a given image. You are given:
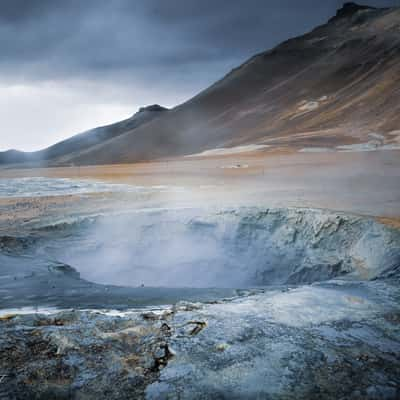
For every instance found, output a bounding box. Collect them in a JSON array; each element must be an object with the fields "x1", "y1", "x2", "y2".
[{"x1": 1, "y1": 281, "x2": 400, "y2": 399}]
